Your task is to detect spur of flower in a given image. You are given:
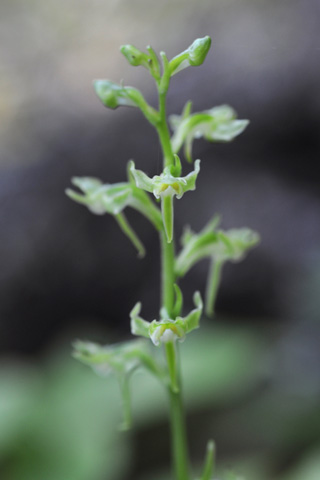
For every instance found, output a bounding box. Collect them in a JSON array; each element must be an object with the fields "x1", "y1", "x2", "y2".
[{"x1": 130, "y1": 156, "x2": 200, "y2": 243}]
